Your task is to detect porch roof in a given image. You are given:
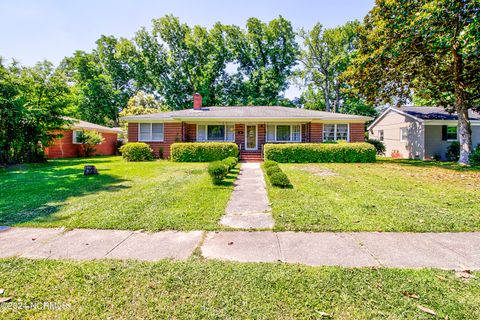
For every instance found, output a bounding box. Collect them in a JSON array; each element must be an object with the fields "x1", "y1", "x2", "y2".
[{"x1": 121, "y1": 106, "x2": 372, "y2": 122}]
